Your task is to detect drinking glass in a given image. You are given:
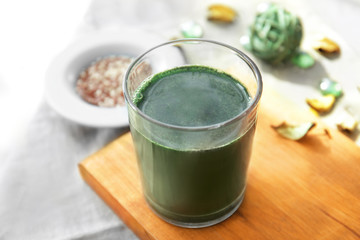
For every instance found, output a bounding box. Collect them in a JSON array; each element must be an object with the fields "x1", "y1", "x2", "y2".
[{"x1": 123, "y1": 39, "x2": 262, "y2": 228}]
